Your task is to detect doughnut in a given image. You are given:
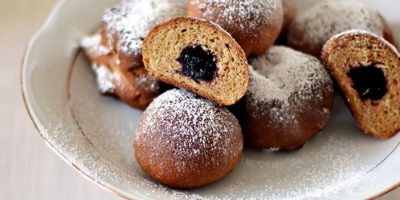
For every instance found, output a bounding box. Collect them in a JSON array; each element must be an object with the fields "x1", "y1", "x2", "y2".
[
  {"x1": 287, "y1": 0, "x2": 396, "y2": 57},
  {"x1": 234, "y1": 46, "x2": 334, "y2": 150},
  {"x1": 81, "y1": 0, "x2": 187, "y2": 109},
  {"x1": 187, "y1": 0, "x2": 284, "y2": 56},
  {"x1": 322, "y1": 30, "x2": 400, "y2": 139},
  {"x1": 134, "y1": 89, "x2": 243, "y2": 188},
  {"x1": 142, "y1": 17, "x2": 249, "y2": 106}
]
